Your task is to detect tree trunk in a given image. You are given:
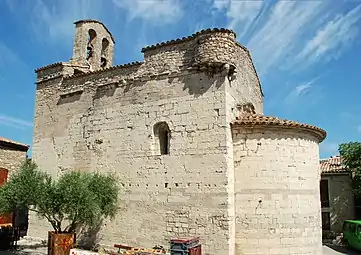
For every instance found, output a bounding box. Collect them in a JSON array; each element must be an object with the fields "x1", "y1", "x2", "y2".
[{"x1": 48, "y1": 231, "x2": 75, "y2": 255}]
